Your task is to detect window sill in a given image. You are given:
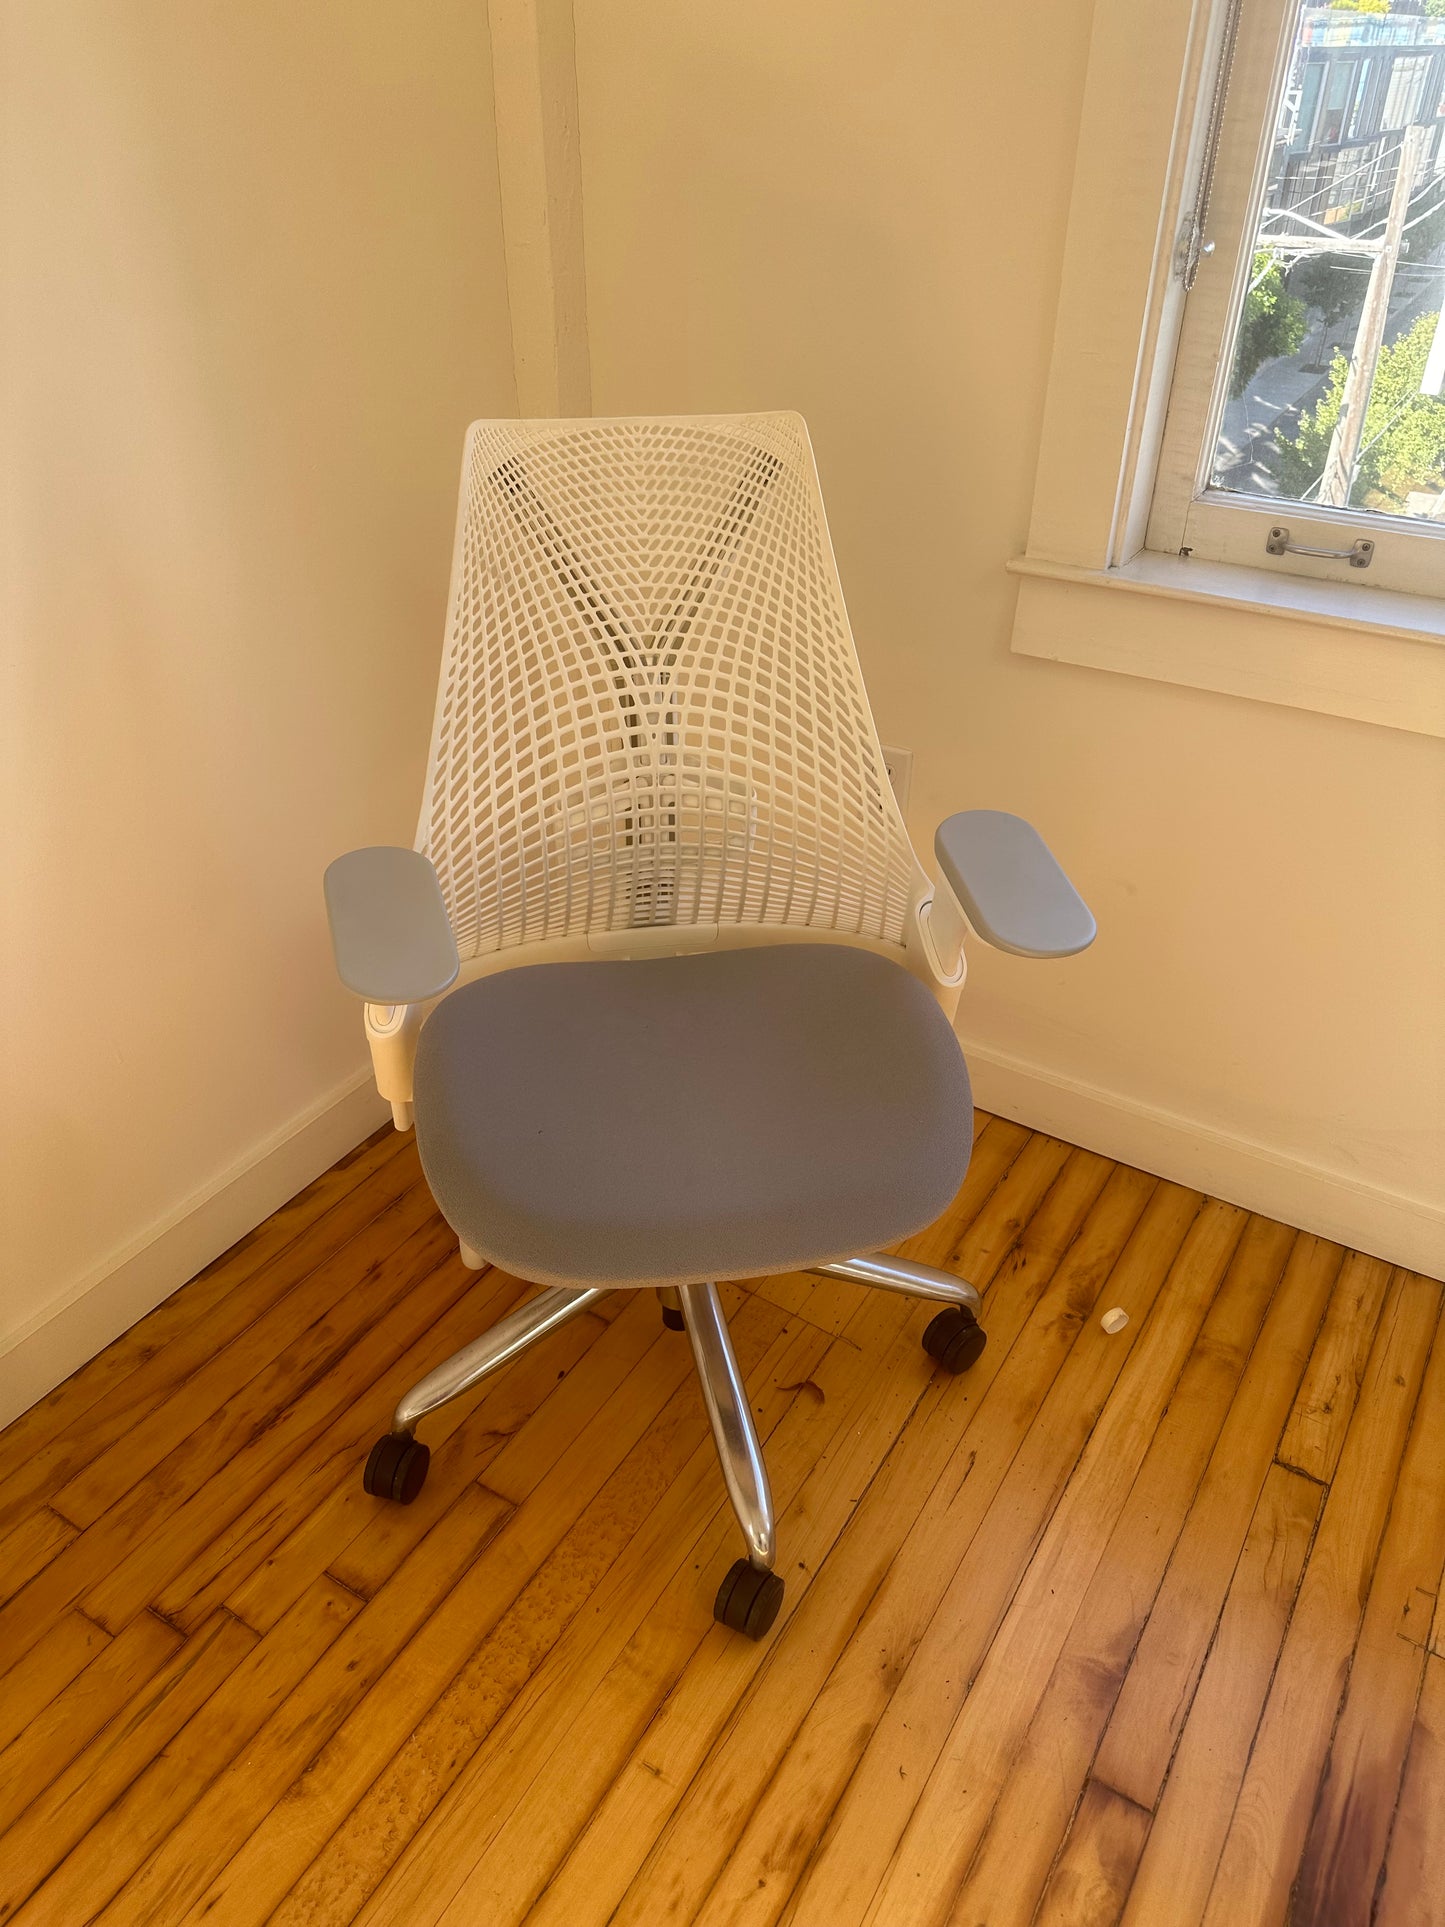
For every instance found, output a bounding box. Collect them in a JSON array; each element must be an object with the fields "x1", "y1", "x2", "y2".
[{"x1": 1007, "y1": 552, "x2": 1445, "y2": 739}]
